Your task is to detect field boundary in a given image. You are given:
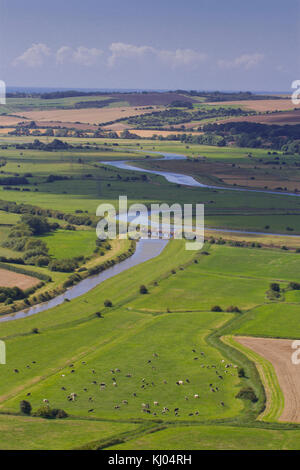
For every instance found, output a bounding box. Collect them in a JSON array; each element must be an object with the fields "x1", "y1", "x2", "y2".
[{"x1": 223, "y1": 335, "x2": 284, "y2": 422}]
